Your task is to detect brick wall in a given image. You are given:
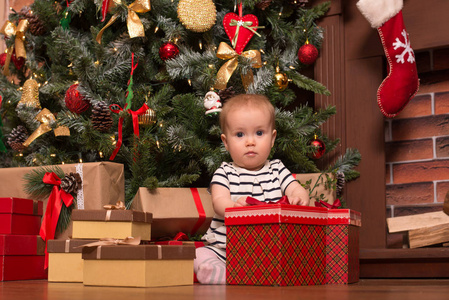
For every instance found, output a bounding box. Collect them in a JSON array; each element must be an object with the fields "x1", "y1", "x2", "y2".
[{"x1": 385, "y1": 47, "x2": 449, "y2": 248}]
